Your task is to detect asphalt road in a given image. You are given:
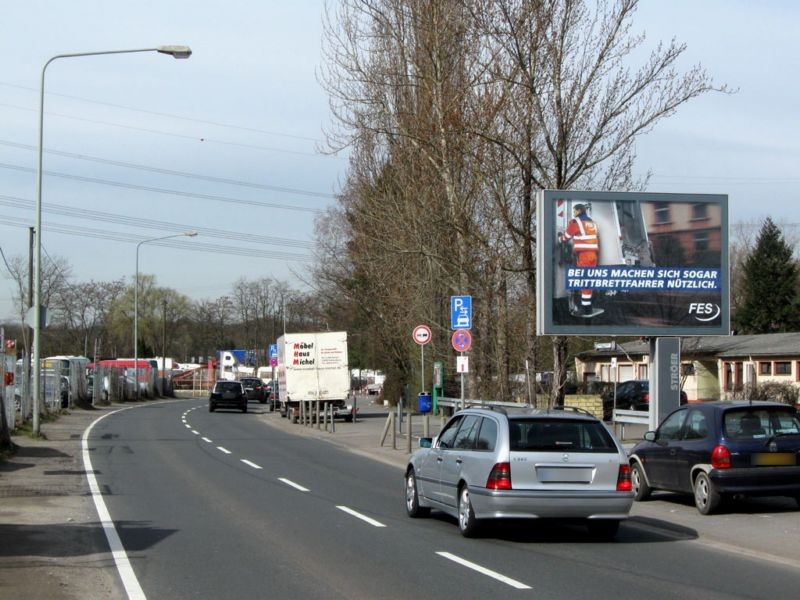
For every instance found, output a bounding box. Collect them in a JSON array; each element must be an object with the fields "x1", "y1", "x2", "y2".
[{"x1": 83, "y1": 399, "x2": 800, "y2": 599}]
